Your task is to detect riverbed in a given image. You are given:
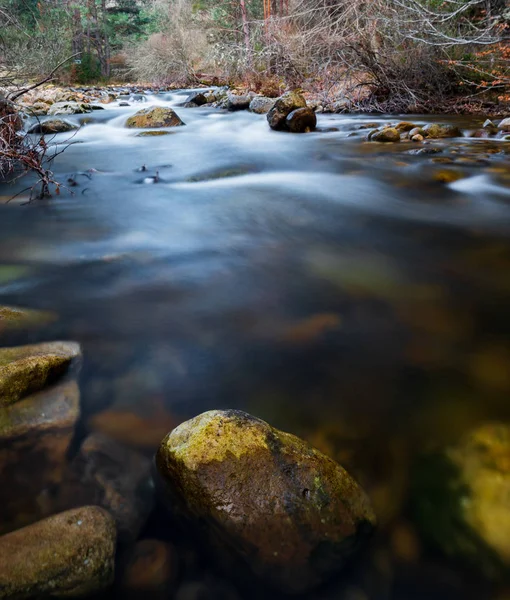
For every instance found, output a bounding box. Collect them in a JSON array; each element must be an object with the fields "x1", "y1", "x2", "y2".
[{"x1": 1, "y1": 89, "x2": 510, "y2": 599}]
